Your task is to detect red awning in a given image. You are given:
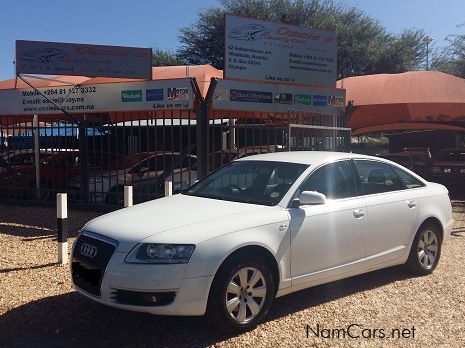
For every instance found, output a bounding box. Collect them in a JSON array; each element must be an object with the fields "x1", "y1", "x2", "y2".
[
  {"x1": 352, "y1": 122, "x2": 465, "y2": 136},
  {"x1": 337, "y1": 71, "x2": 465, "y2": 134}
]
